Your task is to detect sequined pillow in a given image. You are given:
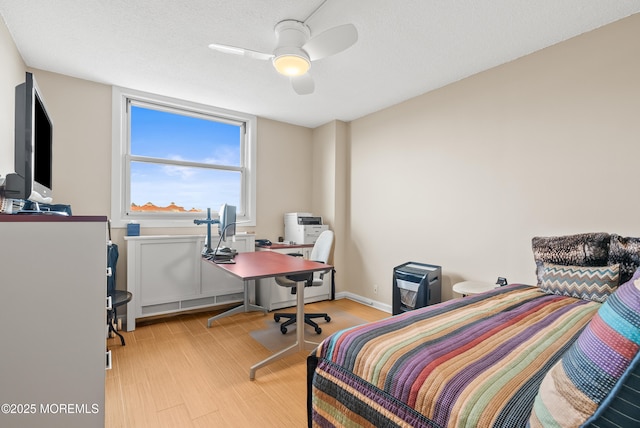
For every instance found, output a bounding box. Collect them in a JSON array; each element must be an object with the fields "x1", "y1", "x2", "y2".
[
  {"x1": 608, "y1": 234, "x2": 640, "y2": 284},
  {"x1": 532, "y1": 233, "x2": 611, "y2": 285}
]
